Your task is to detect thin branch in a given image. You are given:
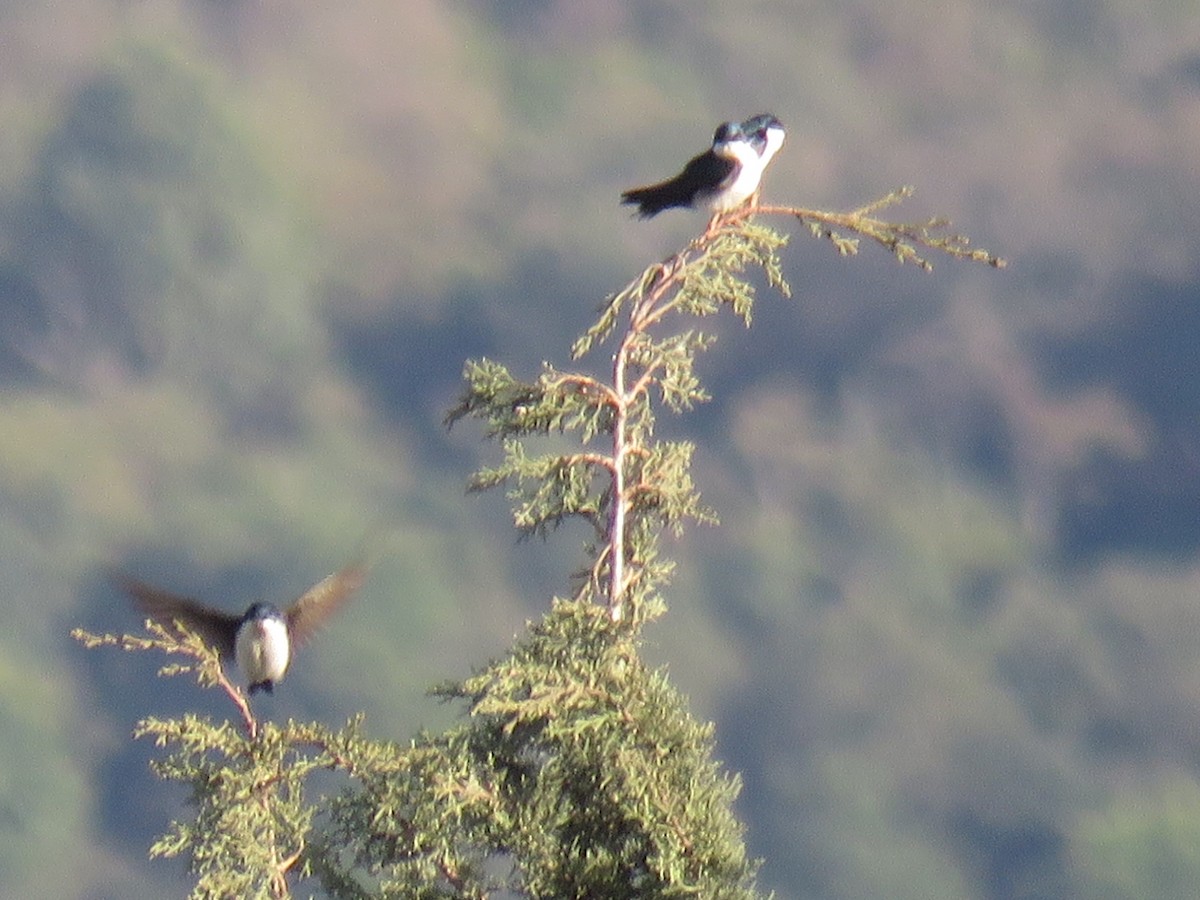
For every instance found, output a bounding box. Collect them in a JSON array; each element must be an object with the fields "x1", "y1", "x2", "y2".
[
  {"x1": 721, "y1": 188, "x2": 1007, "y2": 270},
  {"x1": 543, "y1": 372, "x2": 621, "y2": 409},
  {"x1": 562, "y1": 451, "x2": 618, "y2": 474},
  {"x1": 608, "y1": 333, "x2": 630, "y2": 621},
  {"x1": 71, "y1": 622, "x2": 259, "y2": 739},
  {"x1": 604, "y1": 253, "x2": 689, "y2": 620},
  {"x1": 216, "y1": 657, "x2": 258, "y2": 740}
]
